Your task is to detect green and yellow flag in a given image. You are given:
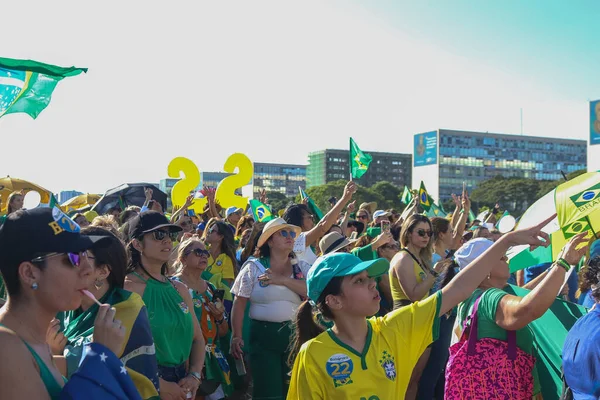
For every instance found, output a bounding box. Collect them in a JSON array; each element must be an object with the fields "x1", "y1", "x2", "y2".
[
  {"x1": 349, "y1": 138, "x2": 372, "y2": 179},
  {"x1": 299, "y1": 187, "x2": 324, "y2": 221},
  {"x1": 401, "y1": 186, "x2": 413, "y2": 205},
  {"x1": 0, "y1": 57, "x2": 87, "y2": 120},
  {"x1": 419, "y1": 181, "x2": 434, "y2": 212},
  {"x1": 249, "y1": 199, "x2": 273, "y2": 223}
]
